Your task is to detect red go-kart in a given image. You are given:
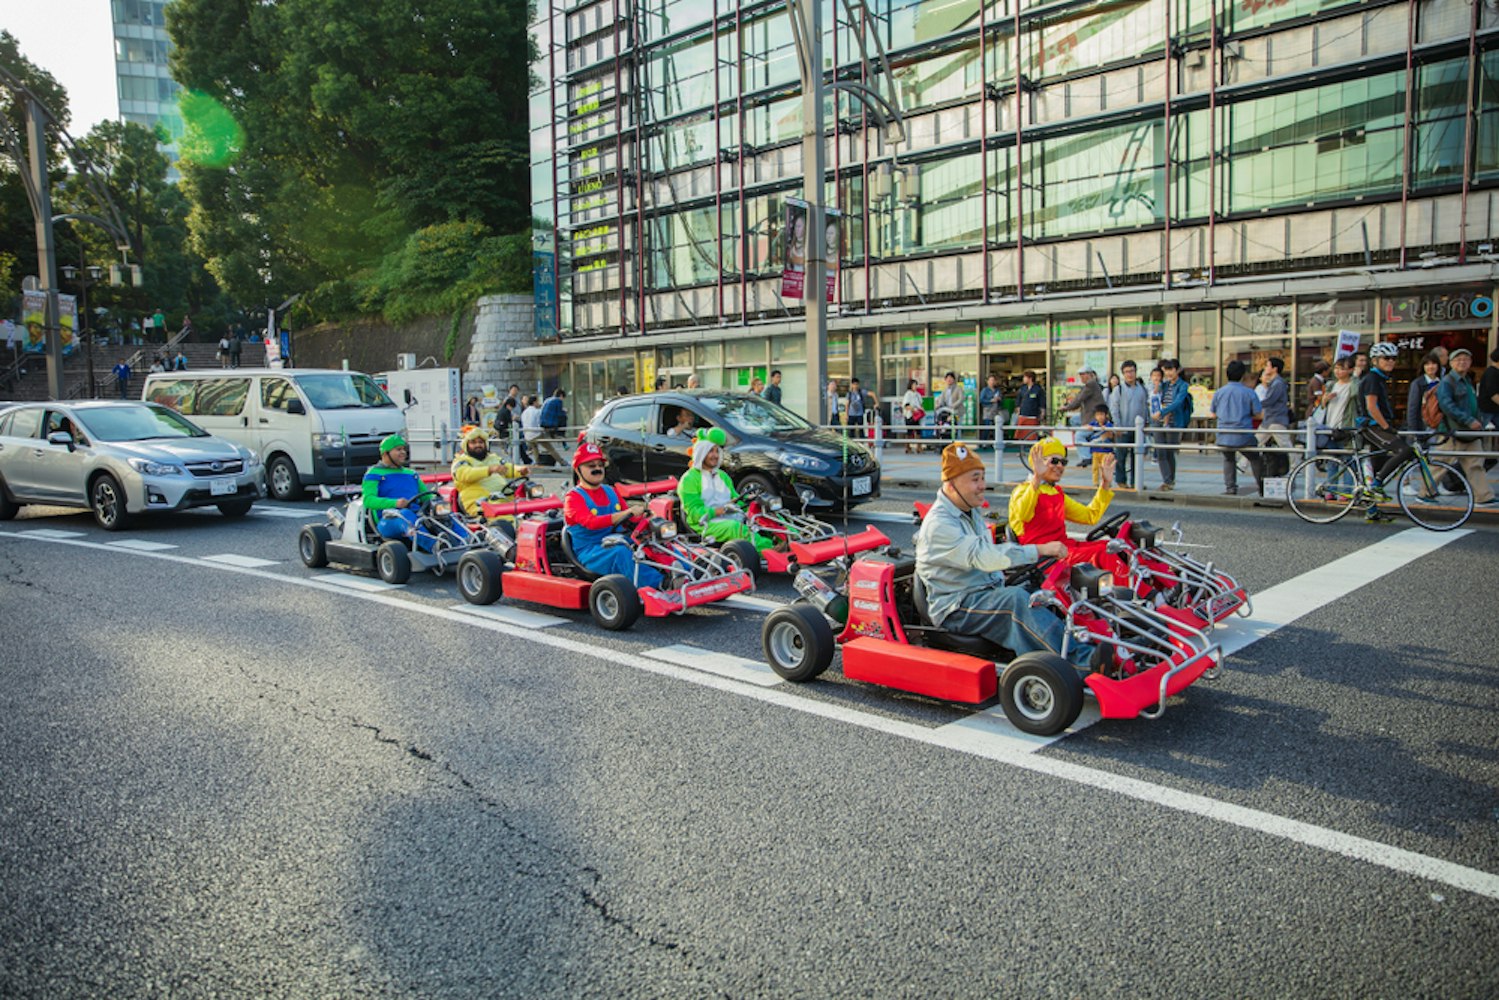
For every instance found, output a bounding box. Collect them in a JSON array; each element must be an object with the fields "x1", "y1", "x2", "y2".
[{"x1": 760, "y1": 551, "x2": 1222, "y2": 736}]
